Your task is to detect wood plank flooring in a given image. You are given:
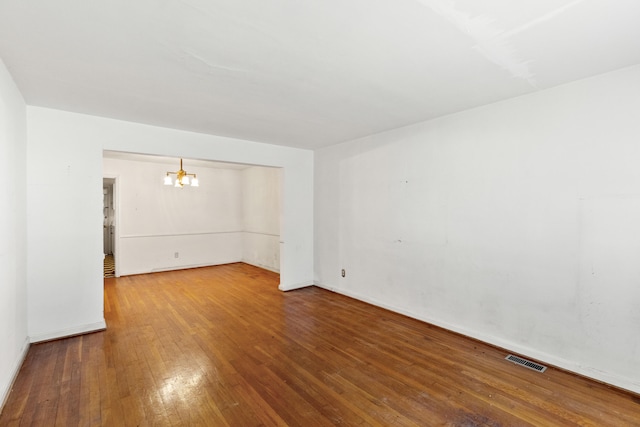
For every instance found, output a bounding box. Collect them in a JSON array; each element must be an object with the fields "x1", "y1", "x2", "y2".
[
  {"x1": 1, "y1": 263, "x2": 639, "y2": 426},
  {"x1": 103, "y1": 254, "x2": 115, "y2": 278}
]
